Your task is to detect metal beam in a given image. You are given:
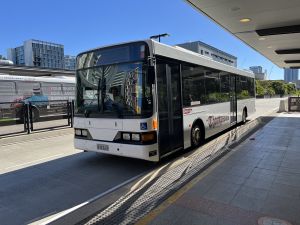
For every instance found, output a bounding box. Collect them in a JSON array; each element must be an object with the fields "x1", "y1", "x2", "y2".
[
  {"x1": 256, "y1": 24, "x2": 300, "y2": 36},
  {"x1": 275, "y1": 49, "x2": 300, "y2": 54},
  {"x1": 284, "y1": 60, "x2": 300, "y2": 64}
]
